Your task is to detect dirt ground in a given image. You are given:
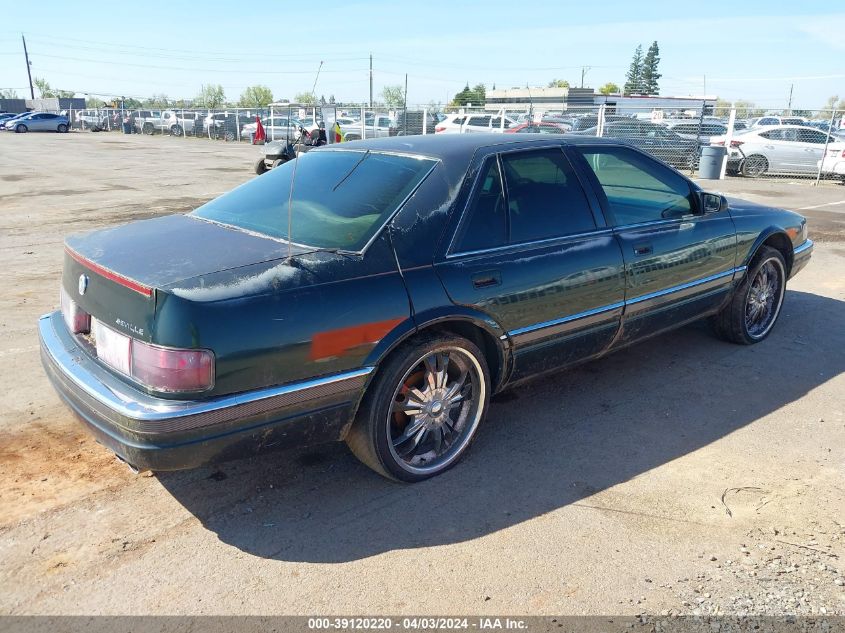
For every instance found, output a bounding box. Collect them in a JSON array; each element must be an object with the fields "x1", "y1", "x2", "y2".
[{"x1": 0, "y1": 132, "x2": 843, "y2": 616}]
